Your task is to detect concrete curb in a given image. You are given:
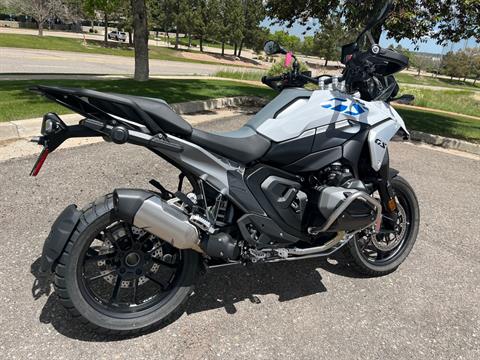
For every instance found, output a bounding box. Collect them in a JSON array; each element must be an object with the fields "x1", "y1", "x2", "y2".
[
  {"x1": 408, "y1": 130, "x2": 480, "y2": 156},
  {"x1": 0, "y1": 96, "x2": 268, "y2": 143}
]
